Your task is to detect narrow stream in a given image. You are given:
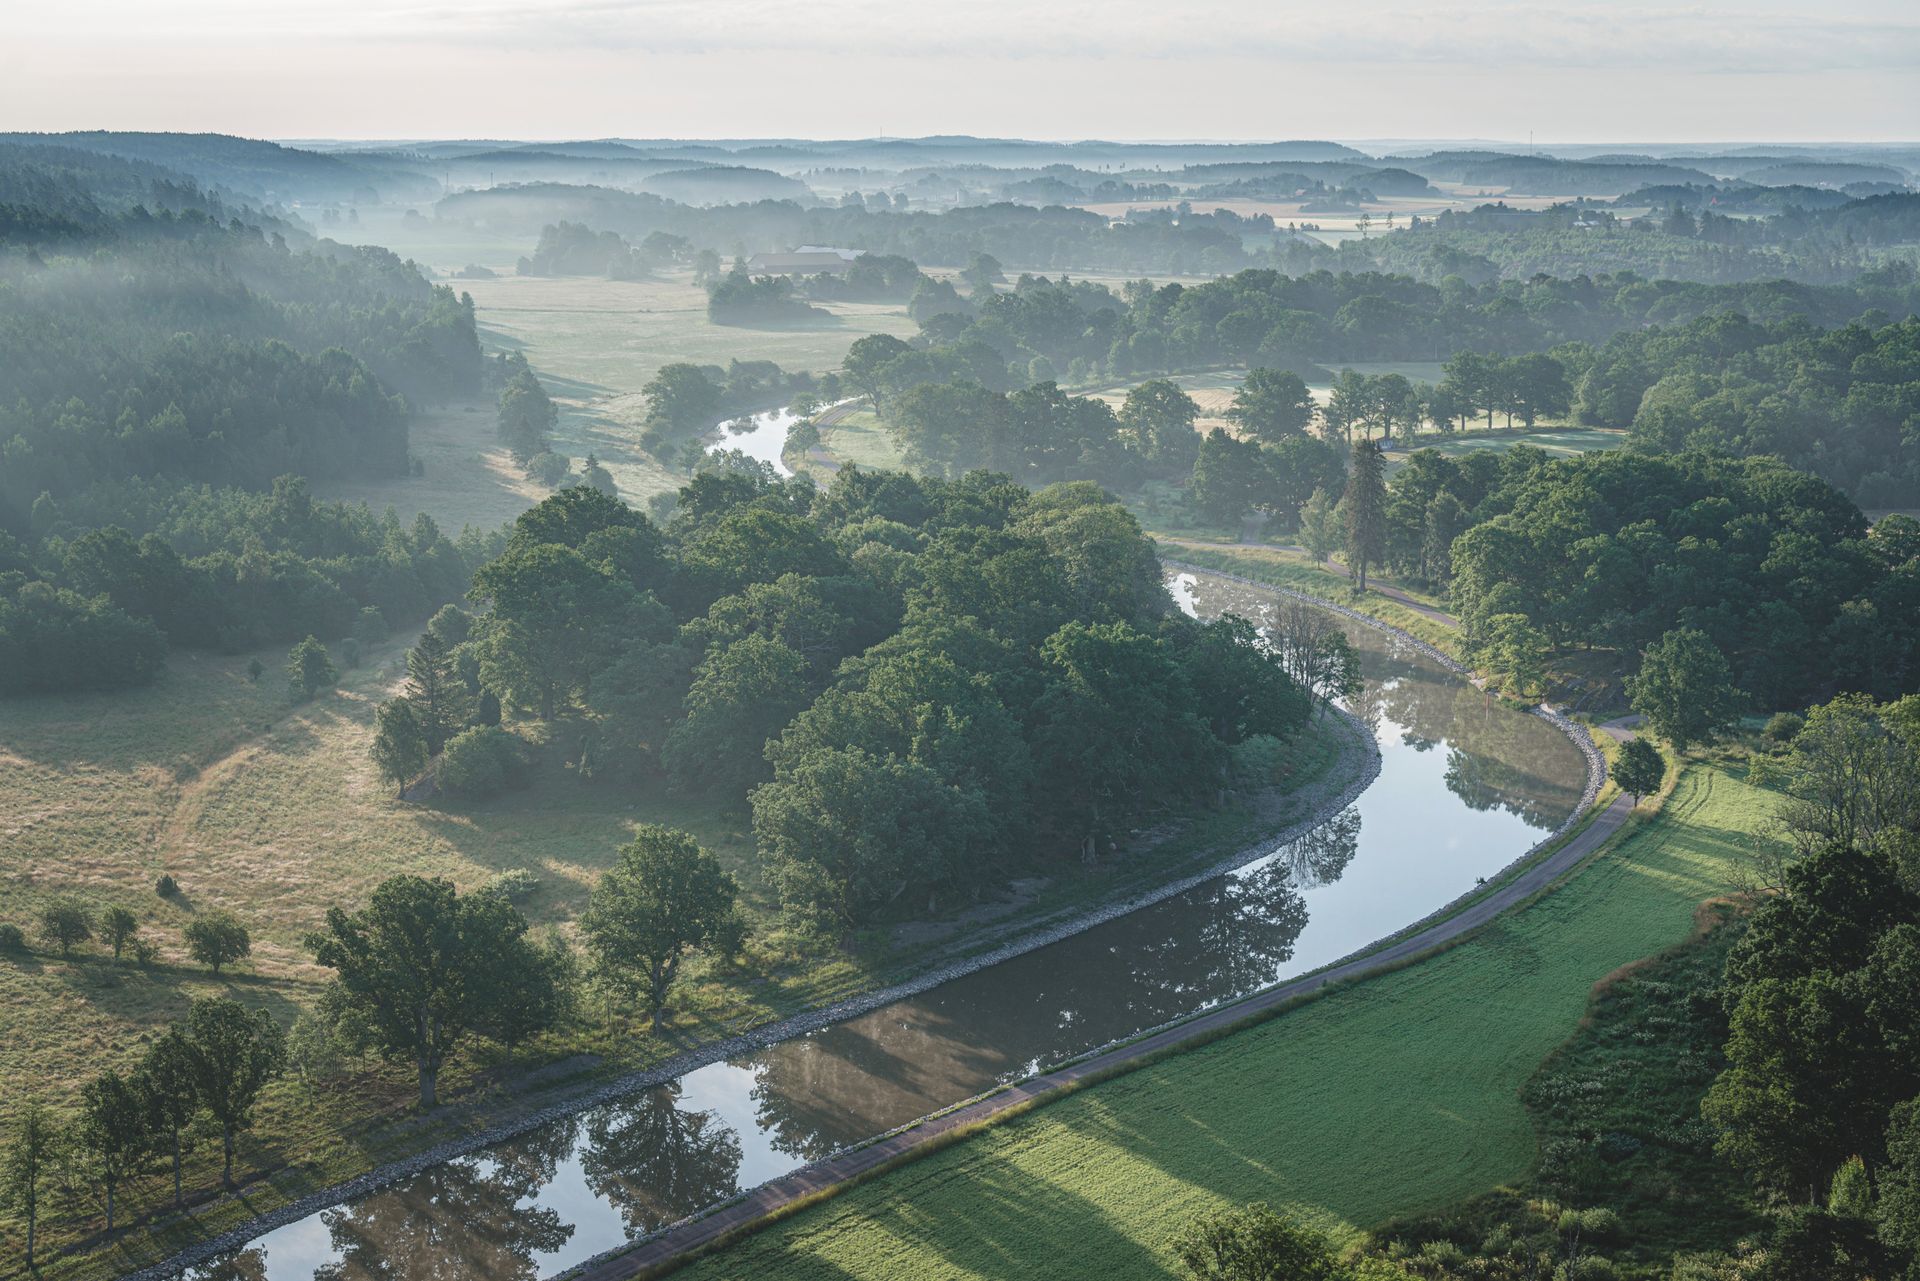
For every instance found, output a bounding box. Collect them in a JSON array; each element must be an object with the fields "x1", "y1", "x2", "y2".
[
  {"x1": 706, "y1": 406, "x2": 798, "y2": 477},
  {"x1": 187, "y1": 571, "x2": 1585, "y2": 1281}
]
